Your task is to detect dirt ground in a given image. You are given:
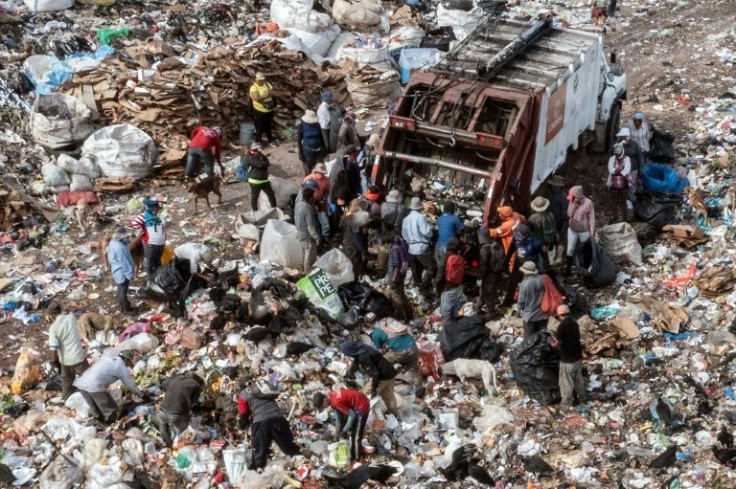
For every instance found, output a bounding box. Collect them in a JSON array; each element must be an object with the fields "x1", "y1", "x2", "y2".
[{"x1": 2, "y1": 0, "x2": 733, "y2": 372}]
